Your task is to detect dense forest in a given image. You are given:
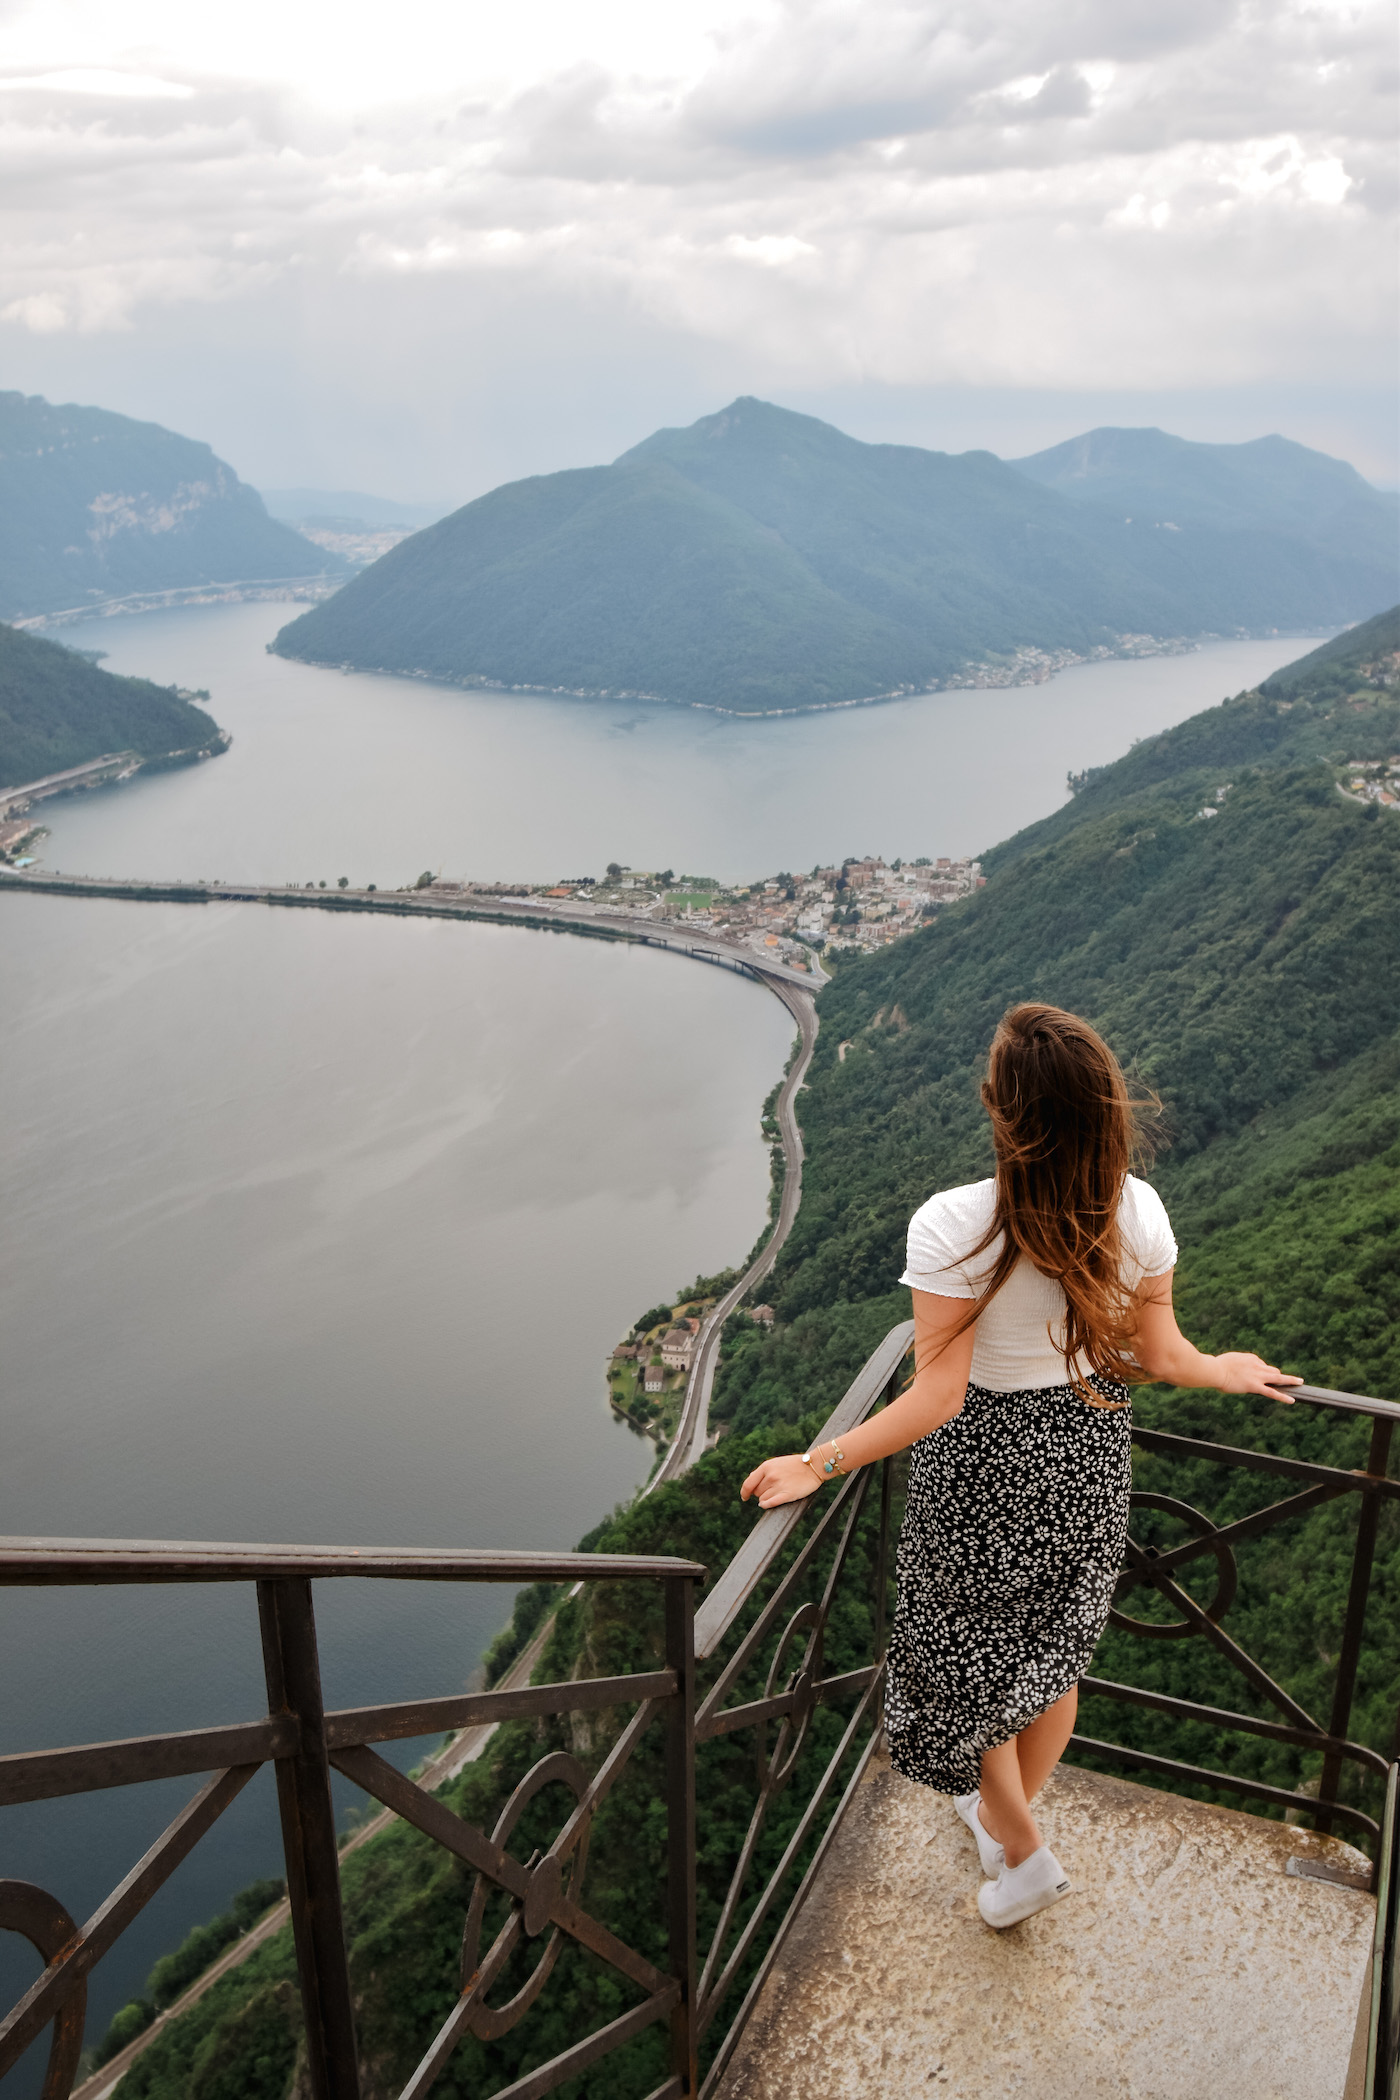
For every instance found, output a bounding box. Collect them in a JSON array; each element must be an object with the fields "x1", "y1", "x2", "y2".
[
  {"x1": 0, "y1": 391, "x2": 341, "y2": 623},
  {"x1": 0, "y1": 622, "x2": 227, "y2": 790},
  {"x1": 89, "y1": 611, "x2": 1399, "y2": 2098},
  {"x1": 271, "y1": 400, "x2": 1397, "y2": 711}
]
